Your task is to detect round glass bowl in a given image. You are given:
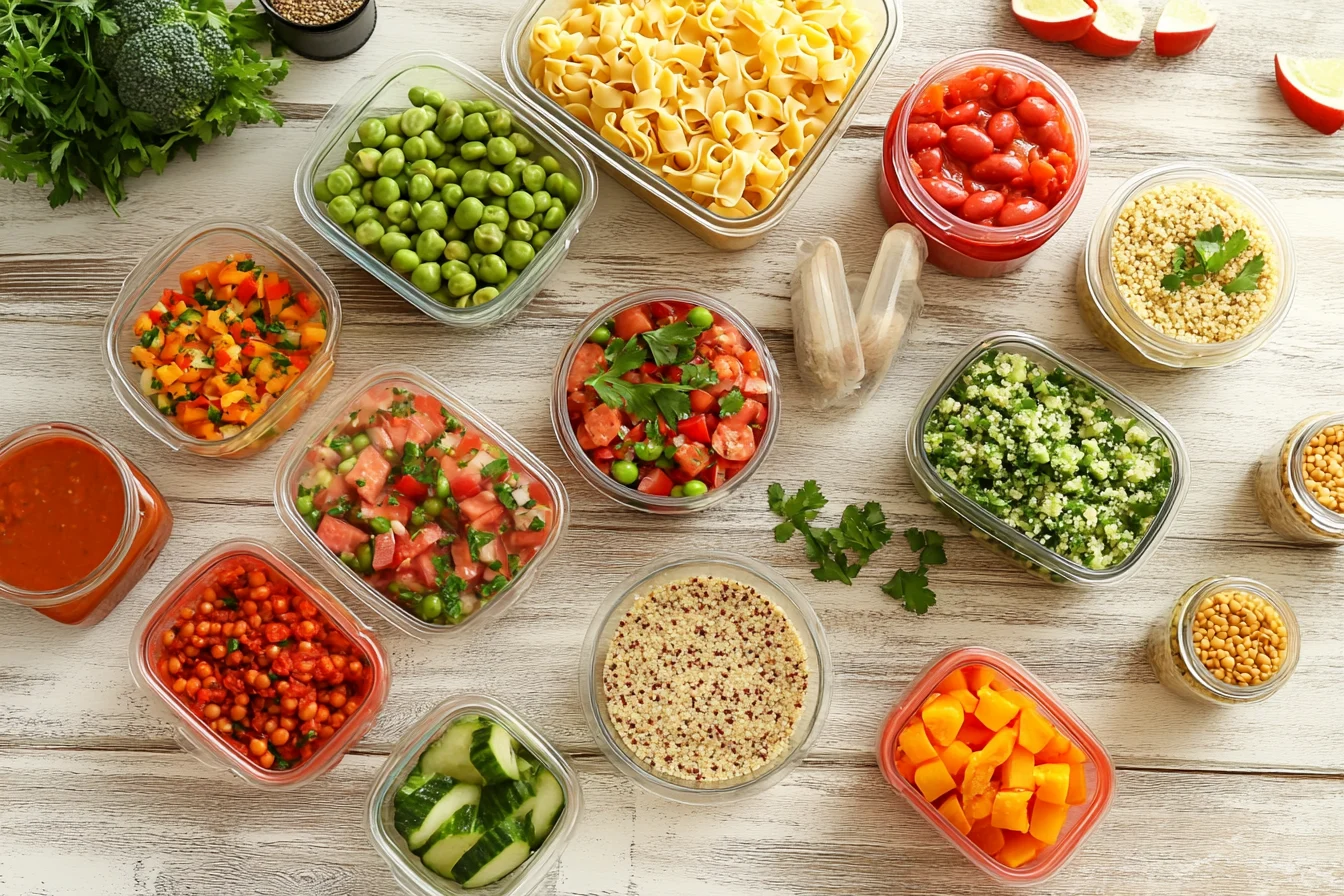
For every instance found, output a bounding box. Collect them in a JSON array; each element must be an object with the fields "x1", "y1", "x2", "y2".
[
  {"x1": 1255, "y1": 412, "x2": 1344, "y2": 544},
  {"x1": 879, "y1": 49, "x2": 1089, "y2": 278},
  {"x1": 580, "y1": 552, "x2": 831, "y2": 804},
  {"x1": 1076, "y1": 164, "x2": 1296, "y2": 369},
  {"x1": 551, "y1": 289, "x2": 782, "y2": 514},
  {"x1": 1147, "y1": 576, "x2": 1299, "y2": 706}
]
